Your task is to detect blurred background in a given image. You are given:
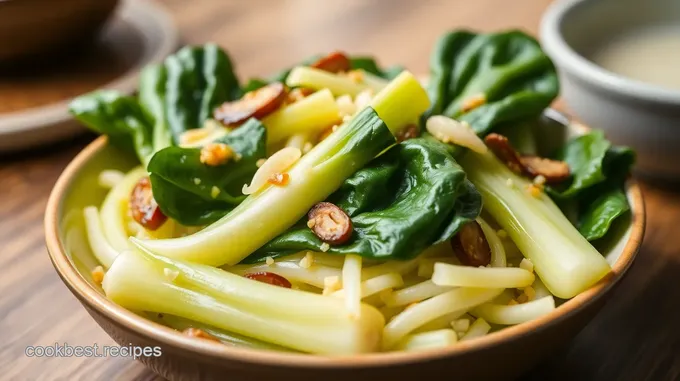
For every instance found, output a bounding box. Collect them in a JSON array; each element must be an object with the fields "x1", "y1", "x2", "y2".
[{"x1": 1, "y1": 1, "x2": 679, "y2": 380}]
